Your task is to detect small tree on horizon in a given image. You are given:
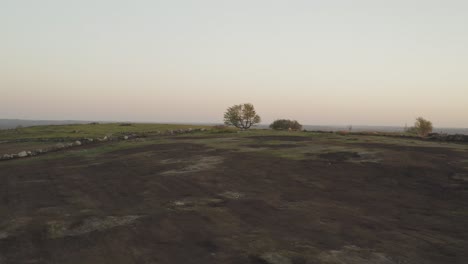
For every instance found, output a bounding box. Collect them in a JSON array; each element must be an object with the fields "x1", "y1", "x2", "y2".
[
  {"x1": 223, "y1": 103, "x2": 261, "y2": 130},
  {"x1": 412, "y1": 117, "x2": 433, "y2": 137}
]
